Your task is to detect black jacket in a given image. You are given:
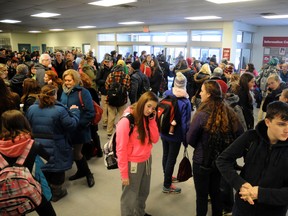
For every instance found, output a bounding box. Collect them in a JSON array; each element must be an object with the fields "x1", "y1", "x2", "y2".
[{"x1": 216, "y1": 121, "x2": 288, "y2": 216}]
